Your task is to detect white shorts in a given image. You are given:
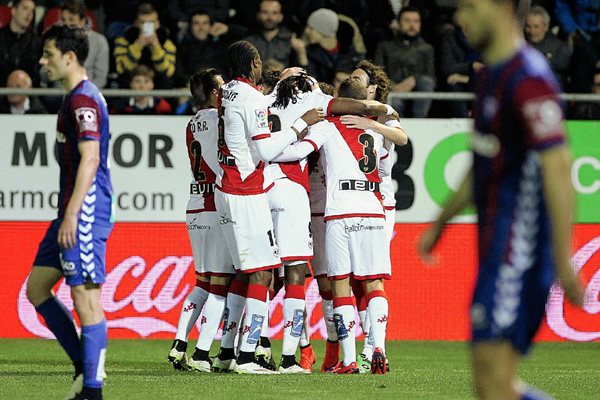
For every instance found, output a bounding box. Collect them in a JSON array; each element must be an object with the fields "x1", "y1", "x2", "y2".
[
  {"x1": 215, "y1": 188, "x2": 281, "y2": 273},
  {"x1": 325, "y1": 217, "x2": 392, "y2": 280},
  {"x1": 384, "y1": 207, "x2": 396, "y2": 242},
  {"x1": 267, "y1": 178, "x2": 313, "y2": 262},
  {"x1": 310, "y1": 214, "x2": 327, "y2": 278},
  {"x1": 186, "y1": 211, "x2": 235, "y2": 276}
]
